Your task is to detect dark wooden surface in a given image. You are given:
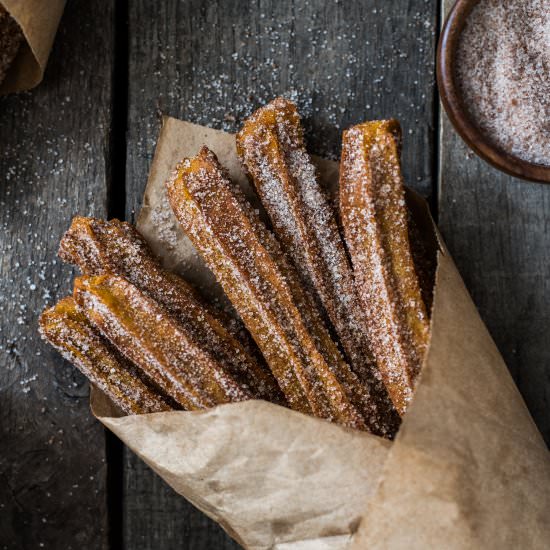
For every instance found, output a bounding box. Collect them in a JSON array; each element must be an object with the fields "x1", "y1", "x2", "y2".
[
  {"x1": 0, "y1": 1, "x2": 114, "y2": 549},
  {"x1": 438, "y1": 0, "x2": 550, "y2": 445},
  {"x1": 440, "y1": 115, "x2": 550, "y2": 439},
  {"x1": 0, "y1": 0, "x2": 547, "y2": 548}
]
